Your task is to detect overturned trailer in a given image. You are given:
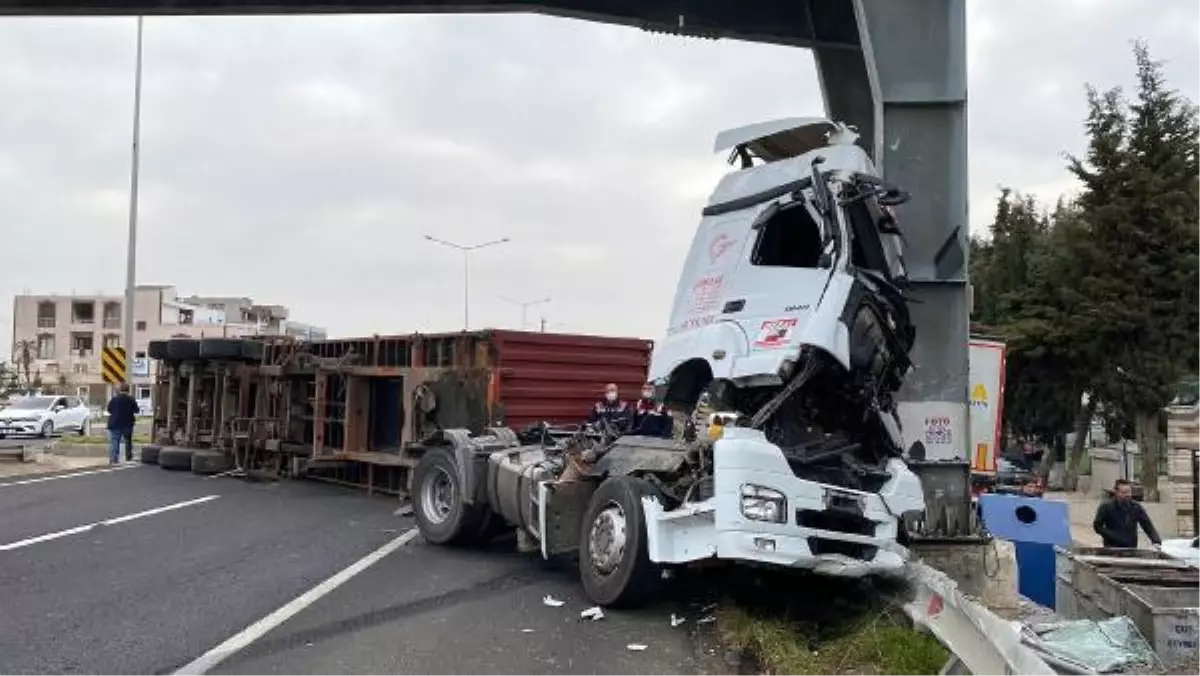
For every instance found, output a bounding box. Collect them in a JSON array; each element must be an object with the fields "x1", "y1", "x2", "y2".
[{"x1": 146, "y1": 330, "x2": 652, "y2": 492}]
